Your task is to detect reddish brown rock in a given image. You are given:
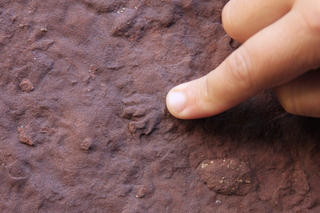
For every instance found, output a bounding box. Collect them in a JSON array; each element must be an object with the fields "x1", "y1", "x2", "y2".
[
  {"x1": 135, "y1": 185, "x2": 154, "y2": 199},
  {"x1": 19, "y1": 78, "x2": 34, "y2": 92},
  {"x1": 17, "y1": 126, "x2": 34, "y2": 146},
  {"x1": 197, "y1": 158, "x2": 255, "y2": 196},
  {"x1": 1, "y1": 0, "x2": 320, "y2": 213},
  {"x1": 80, "y1": 138, "x2": 92, "y2": 150}
]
